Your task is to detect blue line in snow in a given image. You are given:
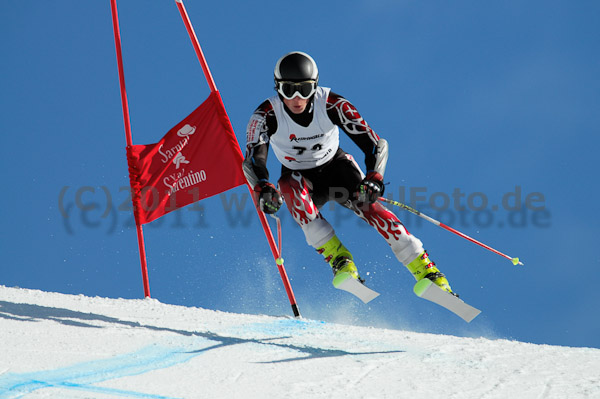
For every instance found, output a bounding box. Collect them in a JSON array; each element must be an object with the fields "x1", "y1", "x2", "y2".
[
  {"x1": 0, "y1": 339, "x2": 210, "y2": 399},
  {"x1": 0, "y1": 317, "x2": 331, "y2": 398}
]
